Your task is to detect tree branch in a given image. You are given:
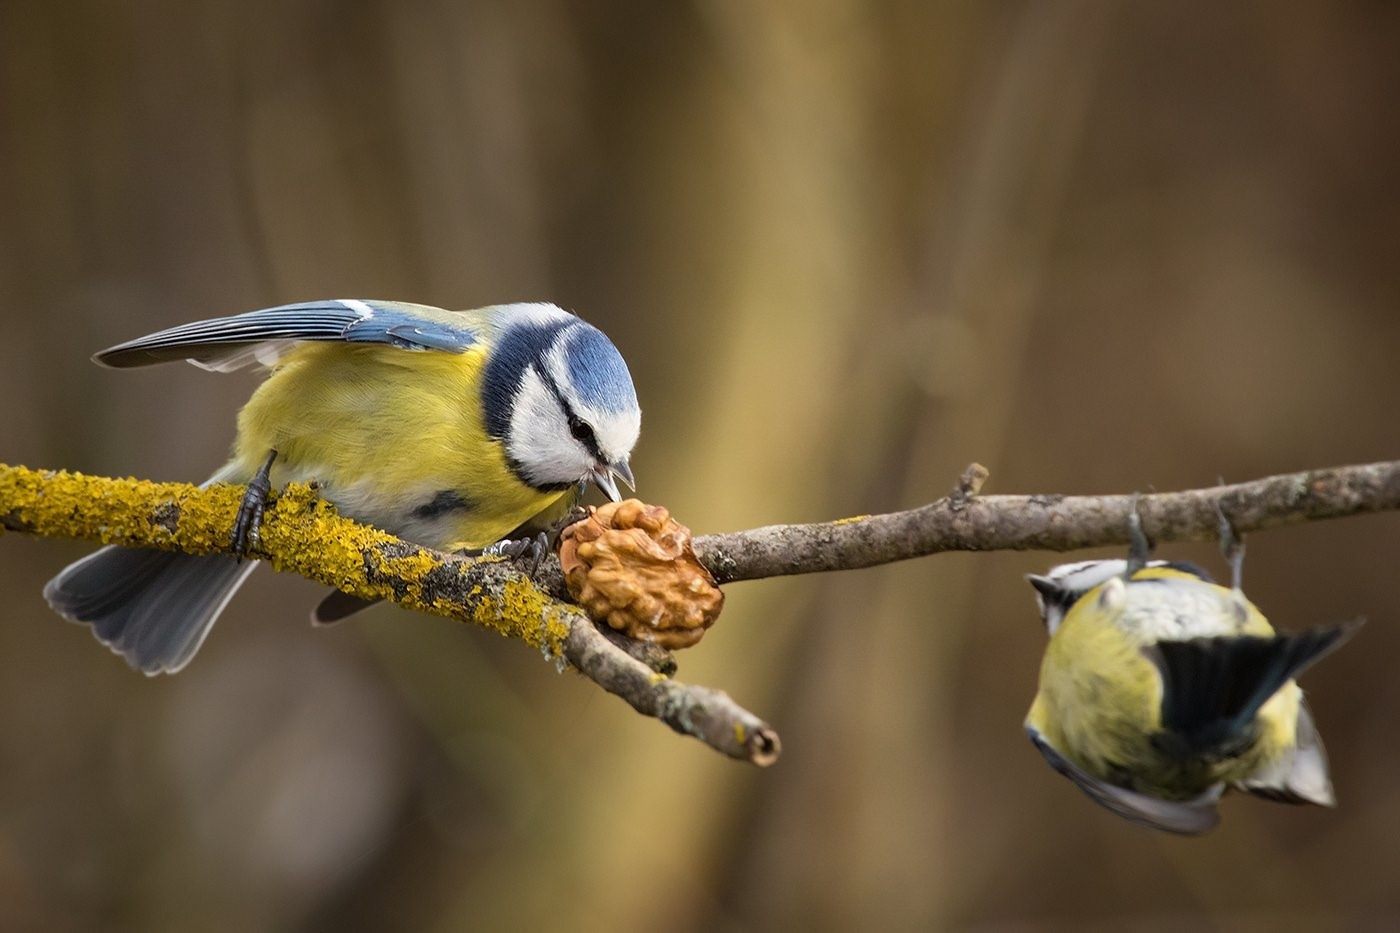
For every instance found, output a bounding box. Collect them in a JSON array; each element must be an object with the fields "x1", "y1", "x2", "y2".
[
  {"x1": 4, "y1": 459, "x2": 1396, "y2": 766},
  {"x1": 693, "y1": 460, "x2": 1400, "y2": 584},
  {"x1": 0, "y1": 464, "x2": 778, "y2": 766}
]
